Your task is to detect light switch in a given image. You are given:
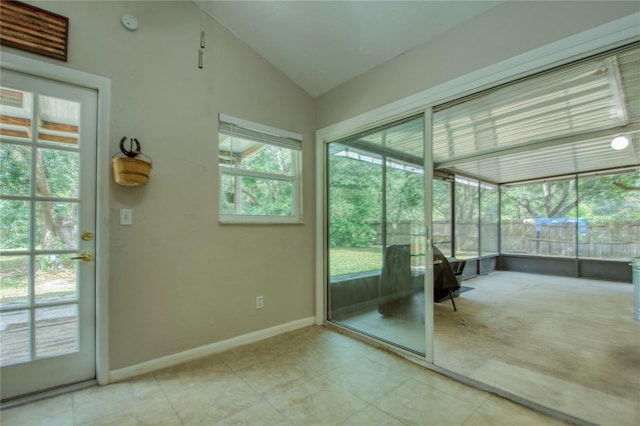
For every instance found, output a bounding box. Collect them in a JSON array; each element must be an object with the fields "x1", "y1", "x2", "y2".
[{"x1": 120, "y1": 208, "x2": 133, "y2": 225}]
